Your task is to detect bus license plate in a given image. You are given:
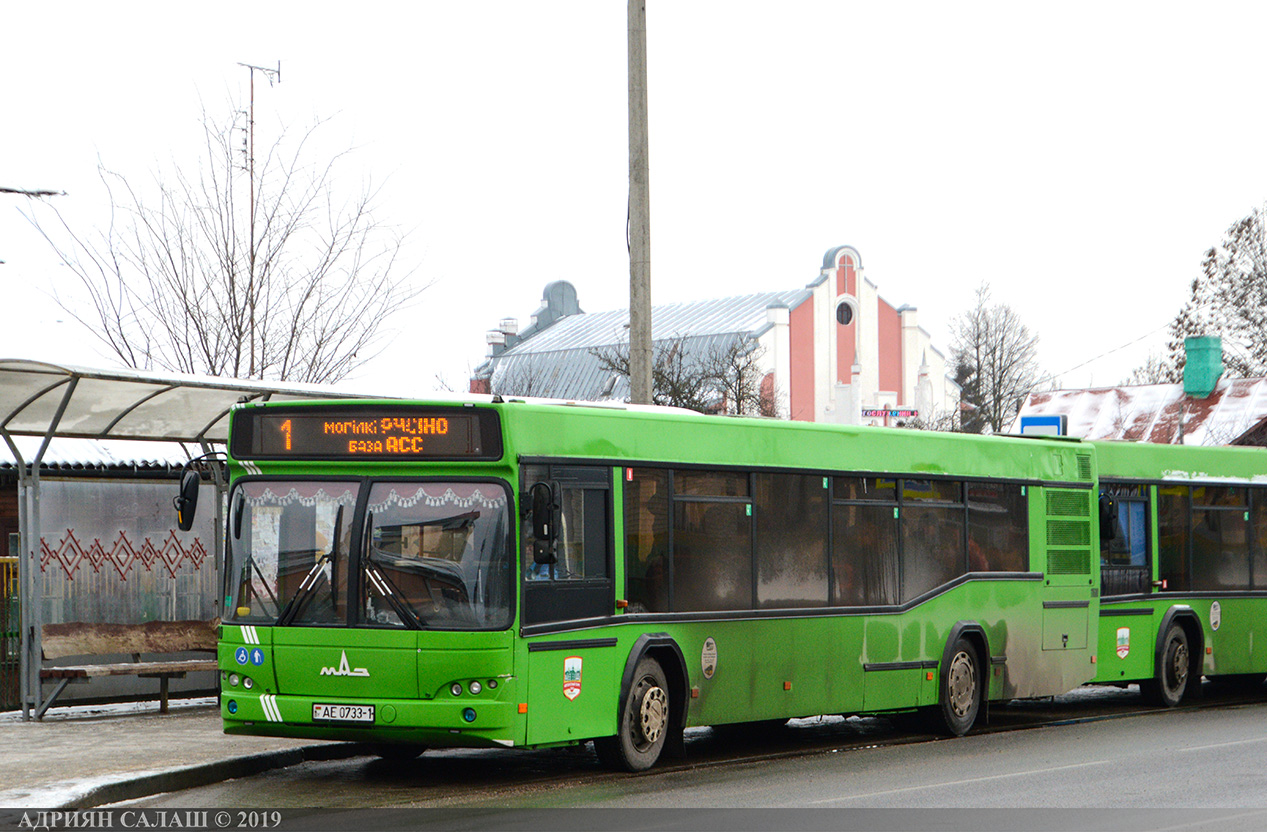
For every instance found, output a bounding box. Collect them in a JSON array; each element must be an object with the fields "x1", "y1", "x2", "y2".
[{"x1": 312, "y1": 703, "x2": 375, "y2": 723}]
